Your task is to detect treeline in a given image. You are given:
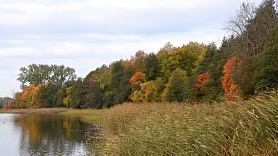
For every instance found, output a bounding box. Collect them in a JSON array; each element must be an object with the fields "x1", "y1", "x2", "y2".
[
  {"x1": 0, "y1": 97, "x2": 13, "y2": 109},
  {"x1": 3, "y1": 0, "x2": 278, "y2": 109}
]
